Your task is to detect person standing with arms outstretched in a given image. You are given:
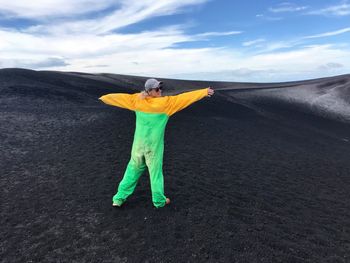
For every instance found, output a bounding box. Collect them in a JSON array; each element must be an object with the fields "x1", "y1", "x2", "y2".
[{"x1": 99, "y1": 79, "x2": 215, "y2": 208}]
